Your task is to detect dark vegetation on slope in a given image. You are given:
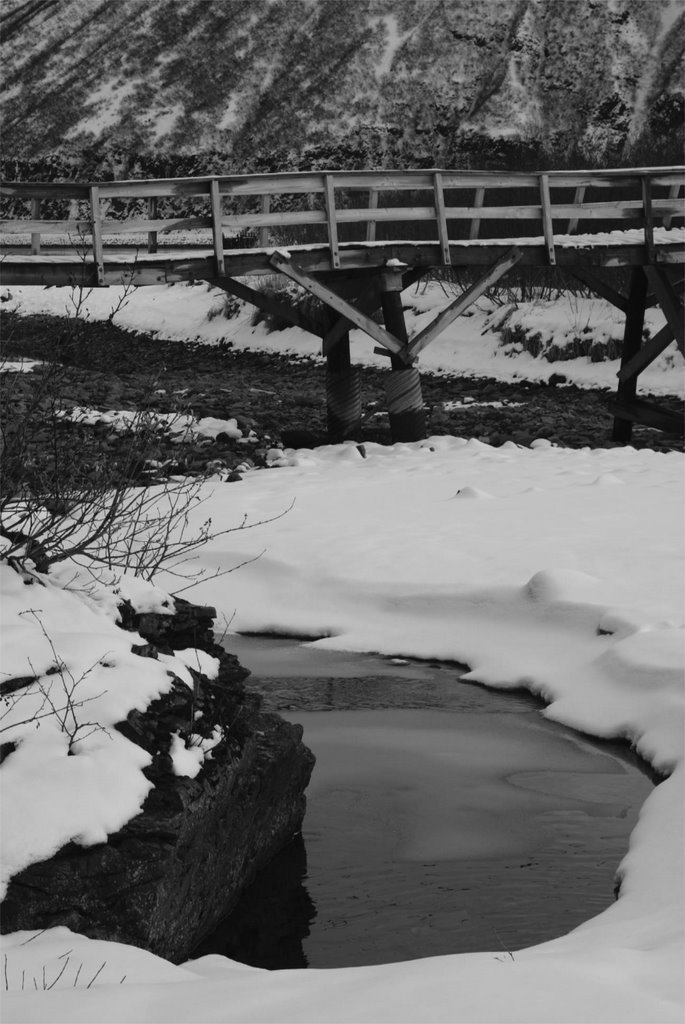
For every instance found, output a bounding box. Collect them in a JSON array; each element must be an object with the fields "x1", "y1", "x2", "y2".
[{"x1": 1, "y1": 0, "x2": 683, "y2": 173}]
